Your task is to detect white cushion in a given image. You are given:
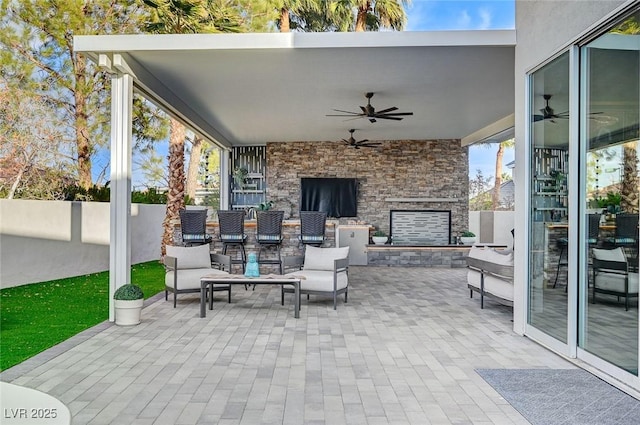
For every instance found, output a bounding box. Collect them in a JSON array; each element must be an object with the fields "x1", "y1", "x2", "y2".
[
  {"x1": 166, "y1": 244, "x2": 211, "y2": 269},
  {"x1": 467, "y1": 246, "x2": 513, "y2": 266},
  {"x1": 303, "y1": 246, "x2": 350, "y2": 271},
  {"x1": 165, "y1": 268, "x2": 227, "y2": 290},
  {"x1": 286, "y1": 270, "x2": 348, "y2": 292},
  {"x1": 595, "y1": 272, "x2": 639, "y2": 294},
  {"x1": 592, "y1": 247, "x2": 627, "y2": 262},
  {"x1": 467, "y1": 269, "x2": 514, "y2": 301}
]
